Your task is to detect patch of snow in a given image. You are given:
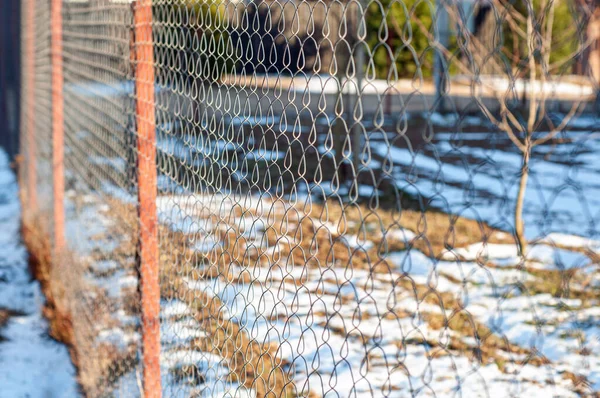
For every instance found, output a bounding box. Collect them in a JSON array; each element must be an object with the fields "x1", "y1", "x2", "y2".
[
  {"x1": 0, "y1": 312, "x2": 78, "y2": 398},
  {"x1": 193, "y1": 238, "x2": 221, "y2": 253},
  {"x1": 161, "y1": 300, "x2": 193, "y2": 320},
  {"x1": 90, "y1": 260, "x2": 120, "y2": 274},
  {"x1": 445, "y1": 242, "x2": 590, "y2": 269},
  {"x1": 0, "y1": 148, "x2": 77, "y2": 398},
  {"x1": 89, "y1": 156, "x2": 127, "y2": 173},
  {"x1": 355, "y1": 184, "x2": 382, "y2": 197},
  {"x1": 97, "y1": 328, "x2": 140, "y2": 350},
  {"x1": 243, "y1": 149, "x2": 285, "y2": 162},
  {"x1": 162, "y1": 350, "x2": 225, "y2": 370},
  {"x1": 113, "y1": 309, "x2": 139, "y2": 327},
  {"x1": 387, "y1": 227, "x2": 417, "y2": 242},
  {"x1": 66, "y1": 80, "x2": 166, "y2": 98},
  {"x1": 342, "y1": 234, "x2": 375, "y2": 250},
  {"x1": 454, "y1": 75, "x2": 594, "y2": 97},
  {"x1": 88, "y1": 270, "x2": 138, "y2": 298},
  {"x1": 388, "y1": 249, "x2": 436, "y2": 277},
  {"x1": 161, "y1": 317, "x2": 207, "y2": 346},
  {"x1": 539, "y1": 233, "x2": 600, "y2": 253}
]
